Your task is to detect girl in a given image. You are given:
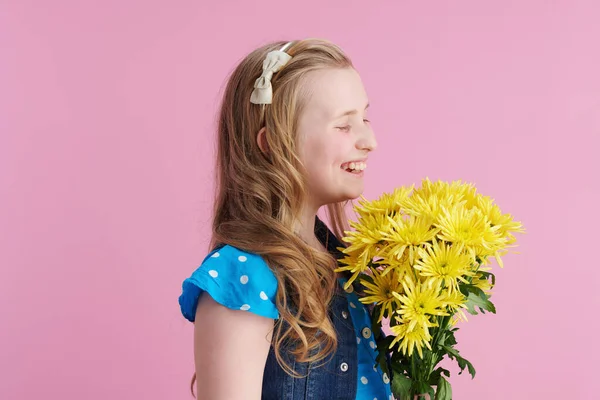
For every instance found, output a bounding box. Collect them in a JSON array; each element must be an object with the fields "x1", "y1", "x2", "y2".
[{"x1": 179, "y1": 38, "x2": 393, "y2": 400}]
